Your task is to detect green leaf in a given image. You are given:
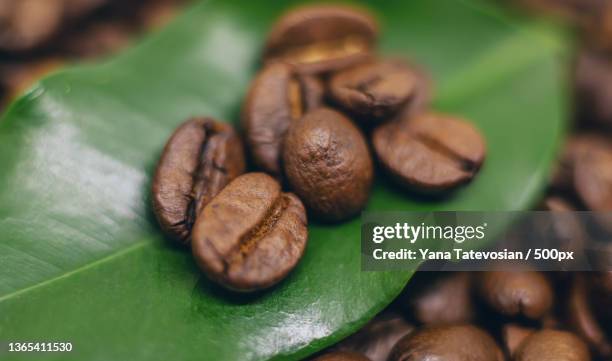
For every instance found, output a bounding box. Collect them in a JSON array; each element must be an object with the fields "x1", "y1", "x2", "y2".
[{"x1": 0, "y1": 0, "x2": 566, "y2": 360}]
